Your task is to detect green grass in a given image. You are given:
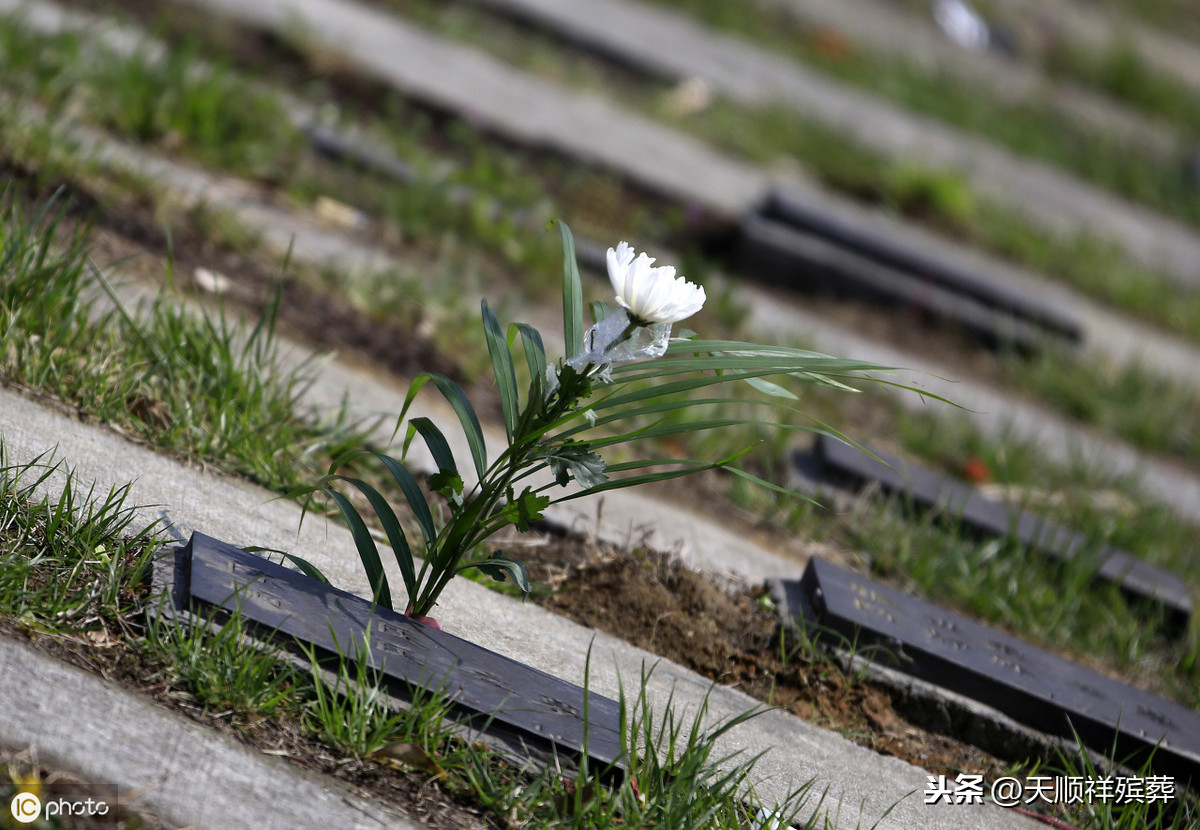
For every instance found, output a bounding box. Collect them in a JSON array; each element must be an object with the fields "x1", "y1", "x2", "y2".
[
  {"x1": 1003, "y1": 349, "x2": 1200, "y2": 464},
  {"x1": 0, "y1": 191, "x2": 370, "y2": 492},
  {"x1": 0, "y1": 448, "x2": 156, "y2": 634},
  {"x1": 1043, "y1": 40, "x2": 1200, "y2": 140},
  {"x1": 0, "y1": 17, "x2": 304, "y2": 181}
]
